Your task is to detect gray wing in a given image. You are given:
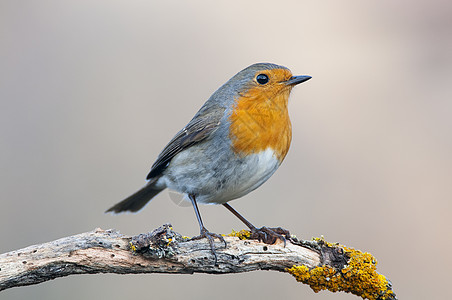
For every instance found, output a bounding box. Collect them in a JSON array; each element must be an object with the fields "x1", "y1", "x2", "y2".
[{"x1": 146, "y1": 107, "x2": 224, "y2": 179}]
